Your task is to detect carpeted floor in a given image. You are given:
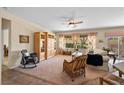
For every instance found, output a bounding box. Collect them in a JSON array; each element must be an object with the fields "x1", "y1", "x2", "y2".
[{"x1": 15, "y1": 55, "x2": 109, "y2": 85}]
